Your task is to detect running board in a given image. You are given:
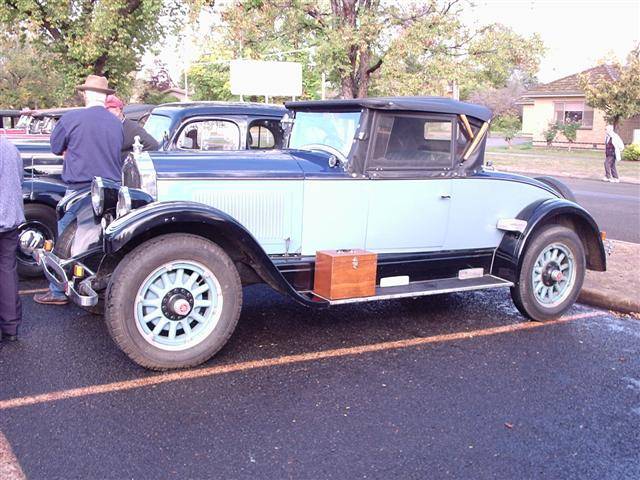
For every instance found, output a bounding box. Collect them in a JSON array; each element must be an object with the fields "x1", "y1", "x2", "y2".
[{"x1": 302, "y1": 275, "x2": 513, "y2": 305}]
